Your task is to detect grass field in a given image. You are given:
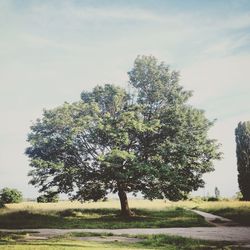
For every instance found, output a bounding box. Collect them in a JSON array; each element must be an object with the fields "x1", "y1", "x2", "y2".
[
  {"x1": 0, "y1": 231, "x2": 244, "y2": 250},
  {"x1": 189, "y1": 200, "x2": 250, "y2": 226},
  {"x1": 1, "y1": 199, "x2": 250, "y2": 229},
  {"x1": 0, "y1": 200, "x2": 209, "y2": 229},
  {"x1": 4, "y1": 199, "x2": 177, "y2": 211}
]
